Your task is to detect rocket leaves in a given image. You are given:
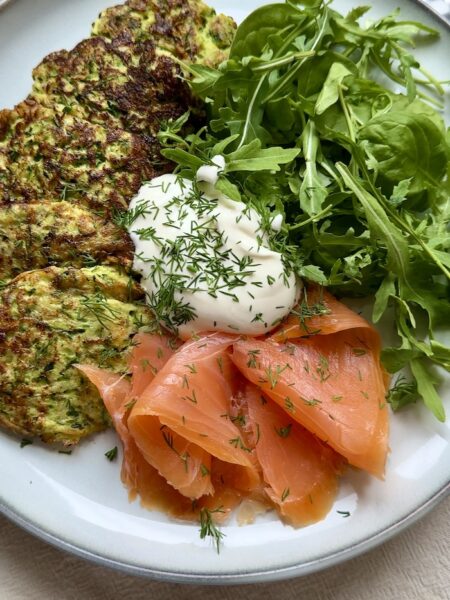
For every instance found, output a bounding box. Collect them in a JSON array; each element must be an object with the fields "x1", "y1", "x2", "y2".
[{"x1": 162, "y1": 0, "x2": 450, "y2": 420}]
